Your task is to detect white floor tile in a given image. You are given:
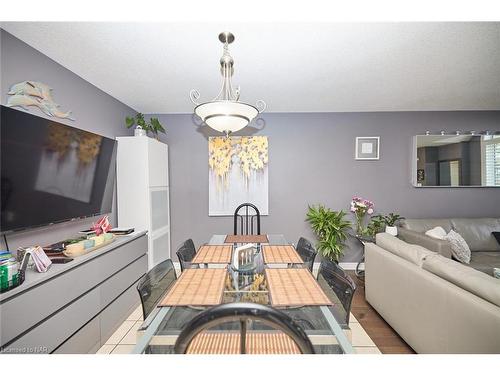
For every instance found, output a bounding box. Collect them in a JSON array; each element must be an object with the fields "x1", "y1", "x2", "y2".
[
  {"x1": 355, "y1": 347, "x2": 382, "y2": 354},
  {"x1": 119, "y1": 321, "x2": 143, "y2": 345},
  {"x1": 110, "y1": 345, "x2": 135, "y2": 354},
  {"x1": 104, "y1": 320, "x2": 135, "y2": 345},
  {"x1": 350, "y1": 322, "x2": 376, "y2": 347},
  {"x1": 96, "y1": 344, "x2": 116, "y2": 354}
]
